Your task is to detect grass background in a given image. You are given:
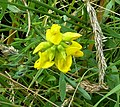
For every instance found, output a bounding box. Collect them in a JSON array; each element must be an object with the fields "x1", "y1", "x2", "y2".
[{"x1": 0, "y1": 0, "x2": 120, "y2": 107}]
